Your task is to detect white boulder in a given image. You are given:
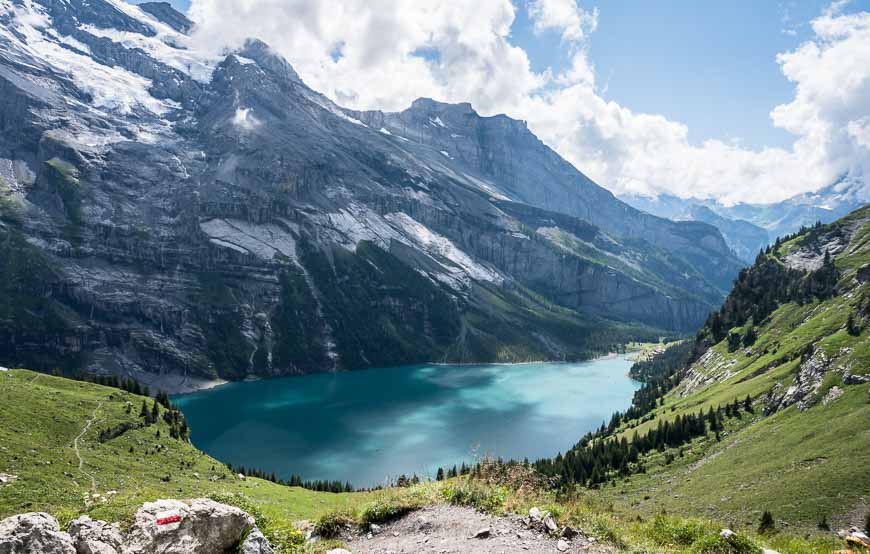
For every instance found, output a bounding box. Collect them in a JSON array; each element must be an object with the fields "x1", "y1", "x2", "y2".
[
  {"x1": 68, "y1": 516, "x2": 124, "y2": 554},
  {"x1": 0, "y1": 512, "x2": 75, "y2": 554},
  {"x1": 123, "y1": 498, "x2": 255, "y2": 554}
]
